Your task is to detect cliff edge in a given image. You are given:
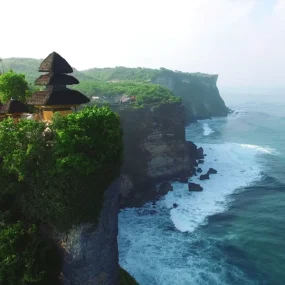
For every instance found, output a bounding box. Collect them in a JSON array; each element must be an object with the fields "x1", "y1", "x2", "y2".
[{"x1": 152, "y1": 70, "x2": 228, "y2": 124}]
